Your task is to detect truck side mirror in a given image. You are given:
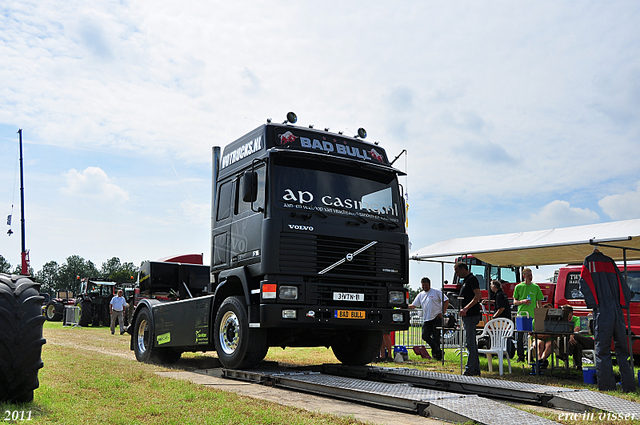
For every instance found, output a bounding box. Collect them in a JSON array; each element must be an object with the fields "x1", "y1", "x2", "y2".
[{"x1": 241, "y1": 171, "x2": 258, "y2": 203}]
